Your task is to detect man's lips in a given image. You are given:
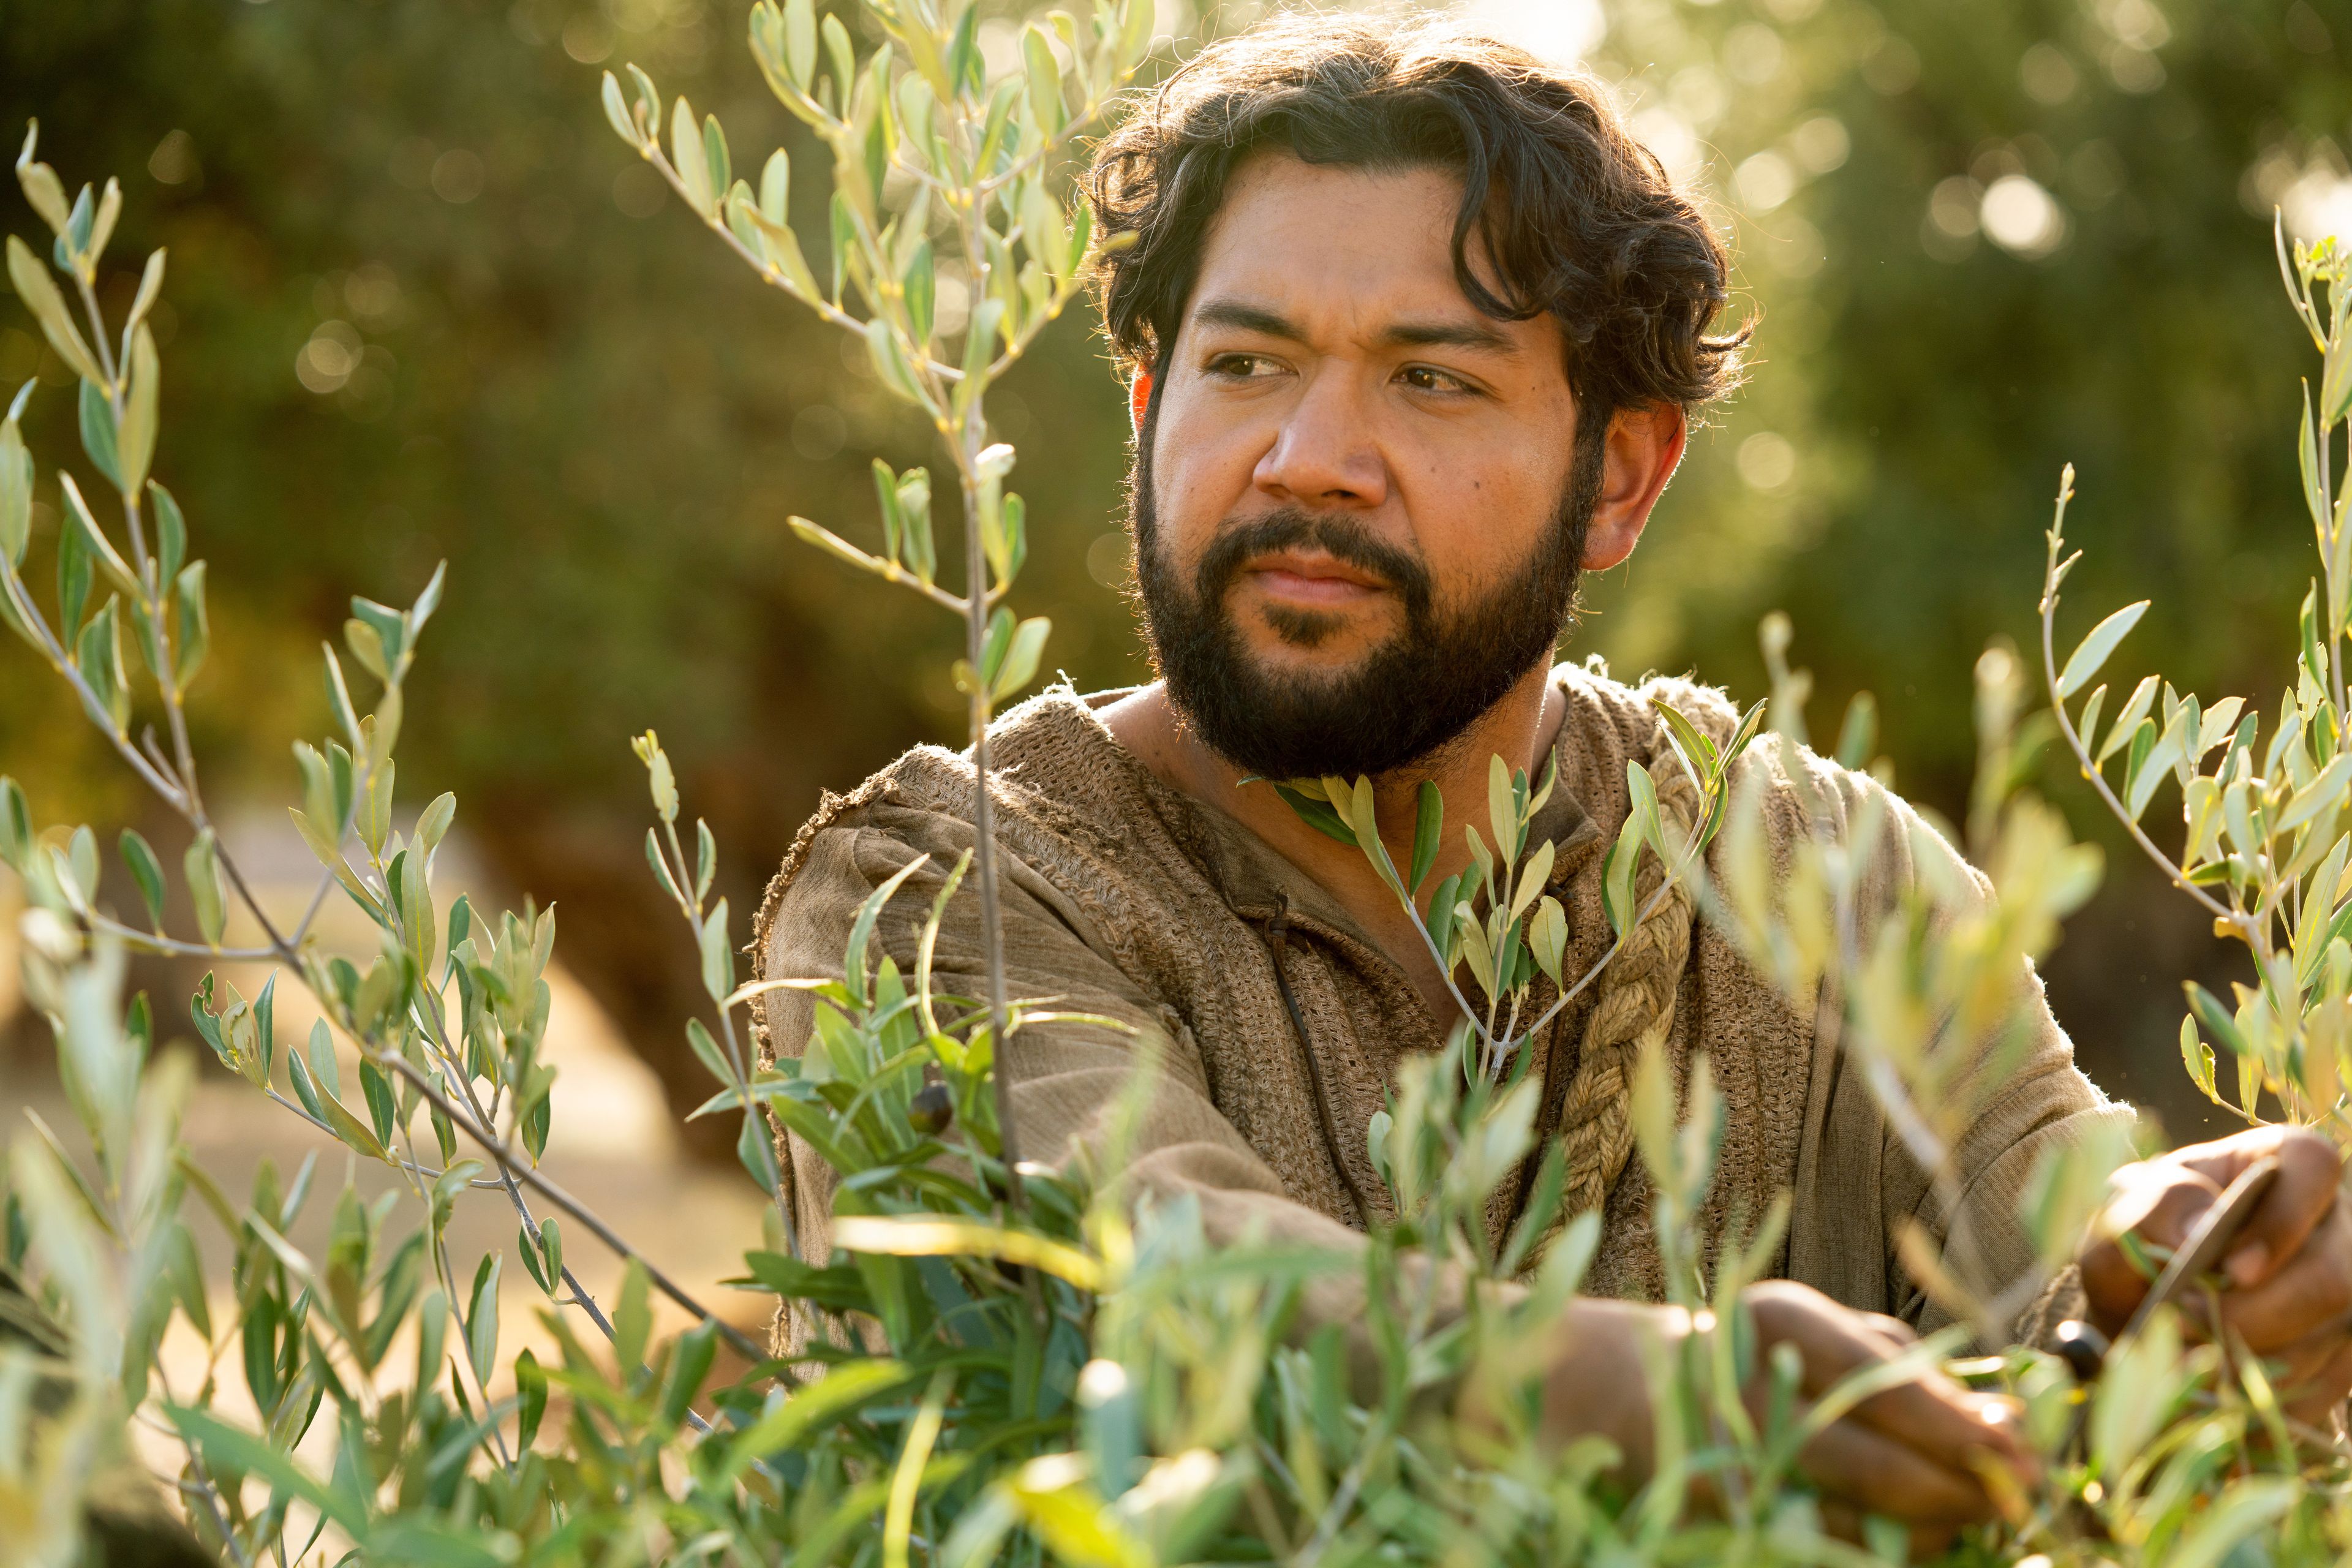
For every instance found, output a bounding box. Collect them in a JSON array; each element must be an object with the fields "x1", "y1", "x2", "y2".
[{"x1": 1239, "y1": 552, "x2": 1388, "y2": 606}]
